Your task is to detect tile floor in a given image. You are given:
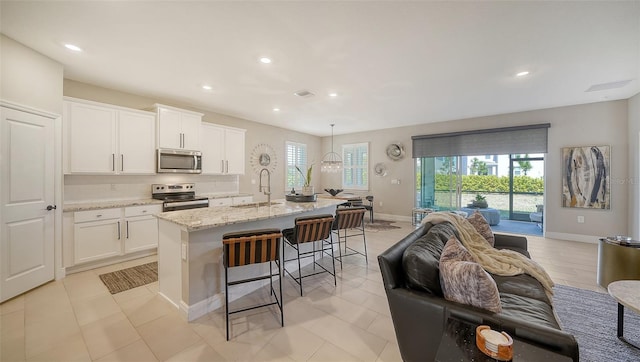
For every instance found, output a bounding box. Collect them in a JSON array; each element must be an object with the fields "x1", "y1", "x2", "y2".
[{"x1": 0, "y1": 222, "x2": 601, "y2": 361}]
